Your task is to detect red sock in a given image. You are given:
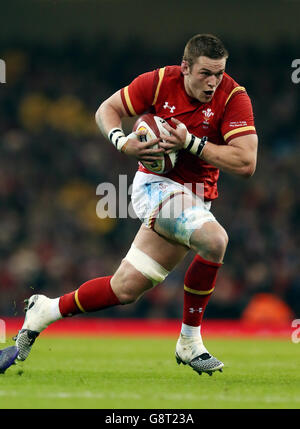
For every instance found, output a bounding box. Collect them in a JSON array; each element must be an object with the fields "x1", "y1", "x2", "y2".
[
  {"x1": 59, "y1": 275, "x2": 120, "y2": 317},
  {"x1": 183, "y1": 255, "x2": 222, "y2": 327}
]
